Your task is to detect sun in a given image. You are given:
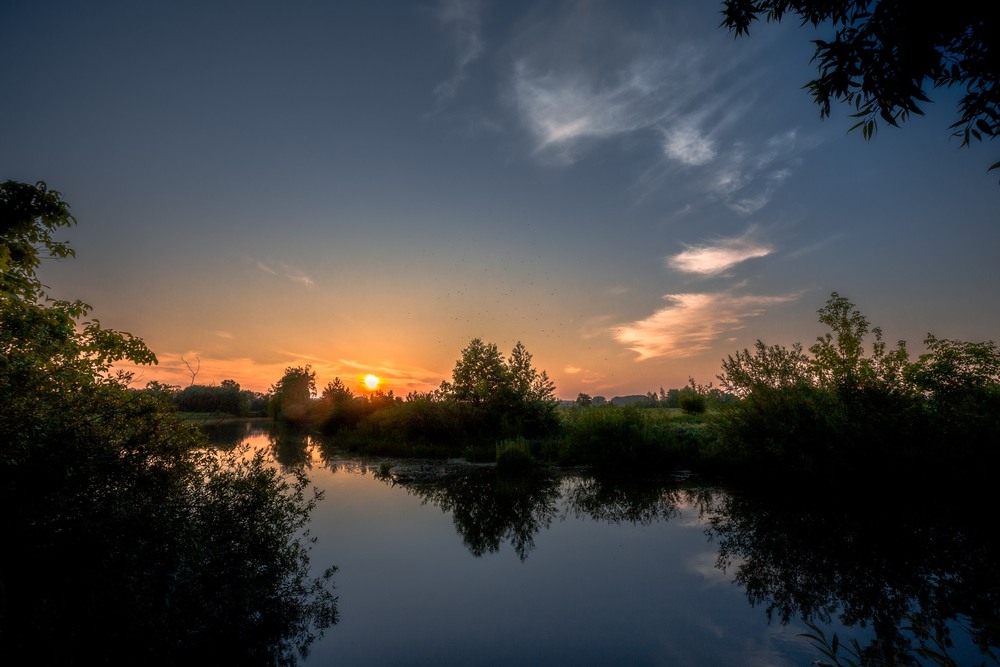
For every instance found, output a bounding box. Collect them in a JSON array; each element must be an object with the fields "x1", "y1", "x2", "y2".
[{"x1": 363, "y1": 374, "x2": 381, "y2": 390}]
